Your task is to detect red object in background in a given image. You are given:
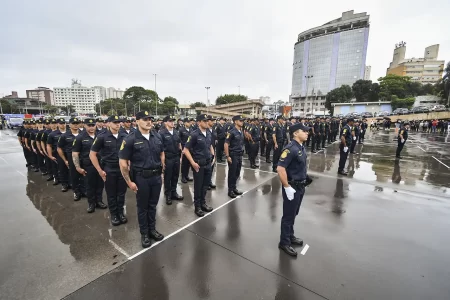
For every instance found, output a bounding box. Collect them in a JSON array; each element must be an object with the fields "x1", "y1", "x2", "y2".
[{"x1": 24, "y1": 114, "x2": 32, "y2": 119}]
